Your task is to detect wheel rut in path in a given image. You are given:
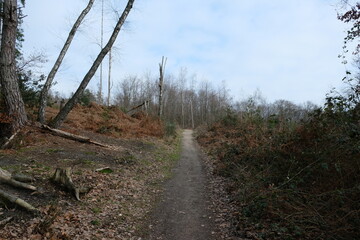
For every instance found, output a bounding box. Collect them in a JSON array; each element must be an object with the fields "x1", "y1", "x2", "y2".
[{"x1": 147, "y1": 129, "x2": 215, "y2": 240}]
